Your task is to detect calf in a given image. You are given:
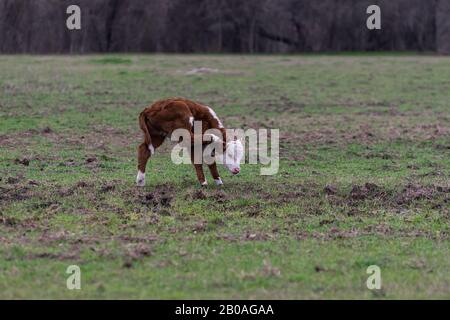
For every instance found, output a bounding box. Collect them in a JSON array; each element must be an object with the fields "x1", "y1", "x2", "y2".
[{"x1": 136, "y1": 98, "x2": 243, "y2": 187}]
